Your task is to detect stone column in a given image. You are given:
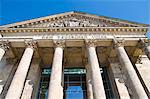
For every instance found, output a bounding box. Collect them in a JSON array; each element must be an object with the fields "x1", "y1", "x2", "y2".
[
  {"x1": 135, "y1": 55, "x2": 150, "y2": 98},
  {"x1": 114, "y1": 39, "x2": 148, "y2": 99},
  {"x1": 85, "y1": 40, "x2": 106, "y2": 99},
  {"x1": 48, "y1": 40, "x2": 65, "y2": 99},
  {"x1": 140, "y1": 39, "x2": 150, "y2": 60},
  {"x1": 85, "y1": 63, "x2": 94, "y2": 99},
  {"x1": 21, "y1": 59, "x2": 41, "y2": 99},
  {"x1": 5, "y1": 41, "x2": 37, "y2": 99},
  {"x1": 0, "y1": 58, "x2": 18, "y2": 99},
  {"x1": 109, "y1": 62, "x2": 130, "y2": 99},
  {"x1": 0, "y1": 42, "x2": 9, "y2": 61}
]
